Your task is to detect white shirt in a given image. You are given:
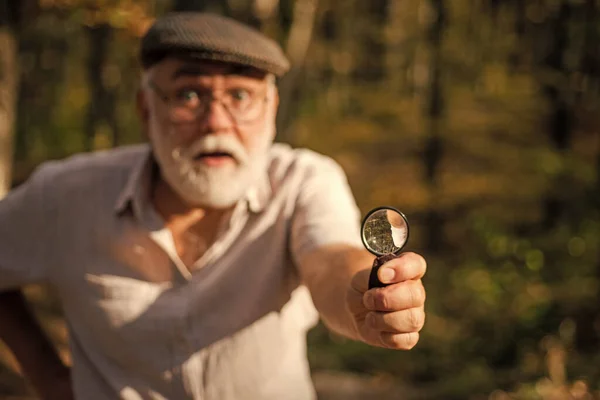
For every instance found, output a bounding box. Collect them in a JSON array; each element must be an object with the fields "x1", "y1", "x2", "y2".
[{"x1": 0, "y1": 143, "x2": 363, "y2": 400}]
